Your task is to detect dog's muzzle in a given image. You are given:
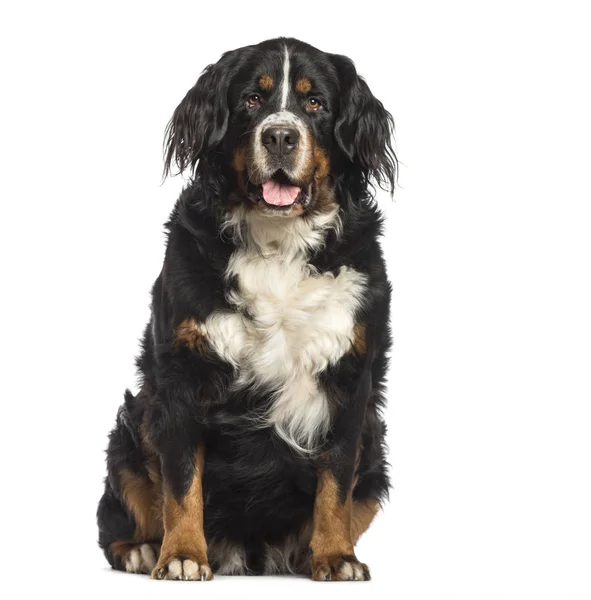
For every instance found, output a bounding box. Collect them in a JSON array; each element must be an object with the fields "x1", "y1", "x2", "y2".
[{"x1": 248, "y1": 111, "x2": 311, "y2": 210}]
